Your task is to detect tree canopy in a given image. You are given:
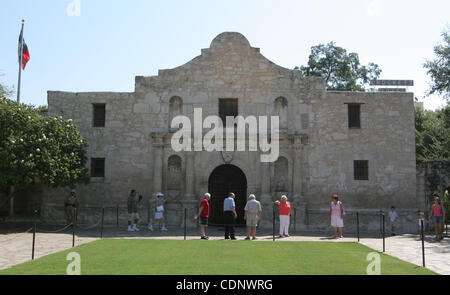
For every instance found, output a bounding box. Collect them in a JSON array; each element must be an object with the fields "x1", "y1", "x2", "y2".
[
  {"x1": 423, "y1": 26, "x2": 450, "y2": 100},
  {"x1": 296, "y1": 42, "x2": 381, "y2": 91},
  {"x1": 0, "y1": 98, "x2": 89, "y2": 194},
  {"x1": 415, "y1": 102, "x2": 450, "y2": 163}
]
